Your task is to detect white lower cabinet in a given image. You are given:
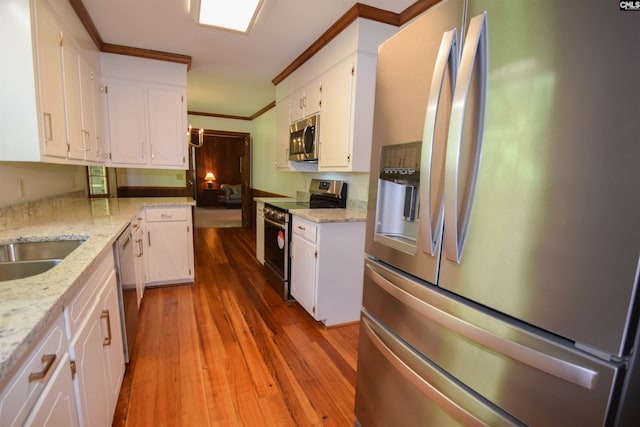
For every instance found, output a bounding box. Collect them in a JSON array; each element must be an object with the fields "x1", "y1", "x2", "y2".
[
  {"x1": 133, "y1": 212, "x2": 146, "y2": 306},
  {"x1": 290, "y1": 215, "x2": 366, "y2": 326},
  {"x1": 0, "y1": 313, "x2": 75, "y2": 427},
  {"x1": 66, "y1": 251, "x2": 124, "y2": 427},
  {"x1": 145, "y1": 206, "x2": 194, "y2": 286},
  {"x1": 23, "y1": 352, "x2": 79, "y2": 427}
]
